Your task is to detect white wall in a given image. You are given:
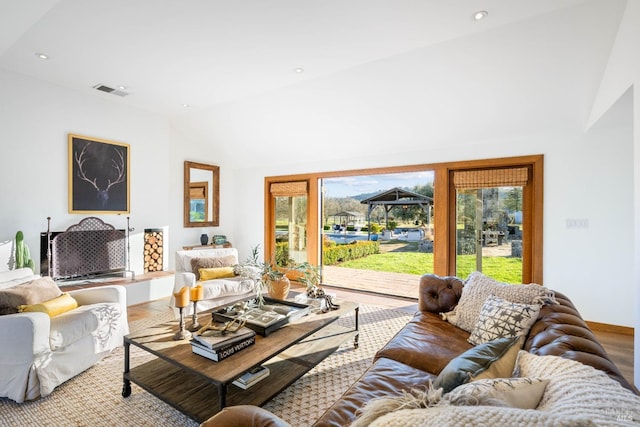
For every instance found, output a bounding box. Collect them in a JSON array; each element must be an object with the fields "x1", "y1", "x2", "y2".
[
  {"x1": 584, "y1": 0, "x2": 639, "y2": 389},
  {"x1": 0, "y1": 69, "x2": 172, "y2": 275},
  {"x1": 170, "y1": 0, "x2": 637, "y2": 329},
  {"x1": 167, "y1": 125, "x2": 238, "y2": 258}
]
